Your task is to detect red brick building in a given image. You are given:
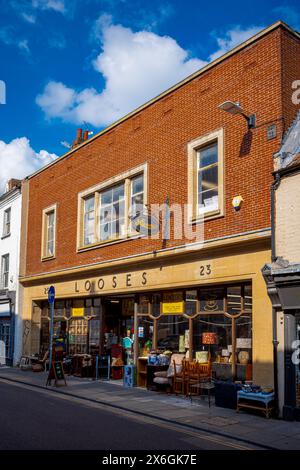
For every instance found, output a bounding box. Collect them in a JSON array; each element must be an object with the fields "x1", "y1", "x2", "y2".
[{"x1": 20, "y1": 22, "x2": 300, "y2": 389}]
